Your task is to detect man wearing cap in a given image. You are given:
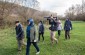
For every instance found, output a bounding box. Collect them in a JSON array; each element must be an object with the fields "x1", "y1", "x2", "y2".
[{"x1": 15, "y1": 21, "x2": 26, "y2": 51}]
